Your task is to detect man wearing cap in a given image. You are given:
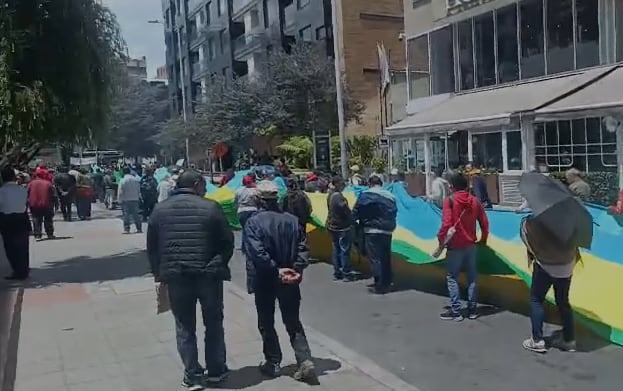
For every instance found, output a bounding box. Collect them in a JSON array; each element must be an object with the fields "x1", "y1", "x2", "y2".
[
  {"x1": 147, "y1": 170, "x2": 234, "y2": 389},
  {"x1": 243, "y1": 181, "x2": 317, "y2": 383}
]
